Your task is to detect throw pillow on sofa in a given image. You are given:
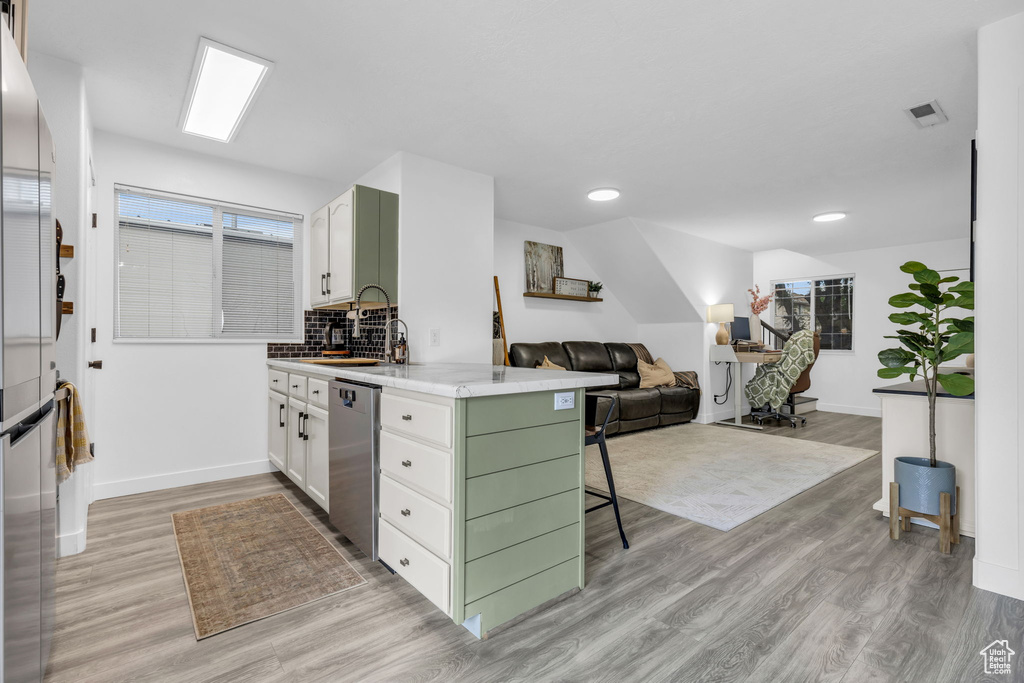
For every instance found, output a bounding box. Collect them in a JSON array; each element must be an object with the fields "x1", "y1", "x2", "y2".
[
  {"x1": 538, "y1": 355, "x2": 567, "y2": 371},
  {"x1": 638, "y1": 357, "x2": 675, "y2": 388}
]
